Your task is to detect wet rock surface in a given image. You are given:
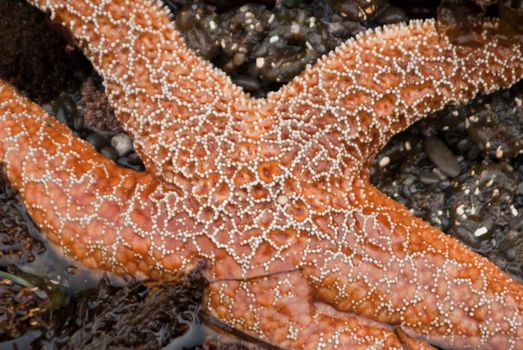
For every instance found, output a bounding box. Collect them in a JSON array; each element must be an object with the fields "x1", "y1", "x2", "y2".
[
  {"x1": 438, "y1": 0, "x2": 523, "y2": 45},
  {"x1": 34, "y1": 262, "x2": 210, "y2": 349},
  {"x1": 371, "y1": 82, "x2": 523, "y2": 283},
  {"x1": 0, "y1": 0, "x2": 91, "y2": 103},
  {"x1": 423, "y1": 136, "x2": 462, "y2": 177},
  {"x1": 0, "y1": 0, "x2": 522, "y2": 348},
  {"x1": 172, "y1": 0, "x2": 407, "y2": 96},
  {"x1": 0, "y1": 169, "x2": 45, "y2": 268},
  {"x1": 0, "y1": 272, "x2": 47, "y2": 339}
]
